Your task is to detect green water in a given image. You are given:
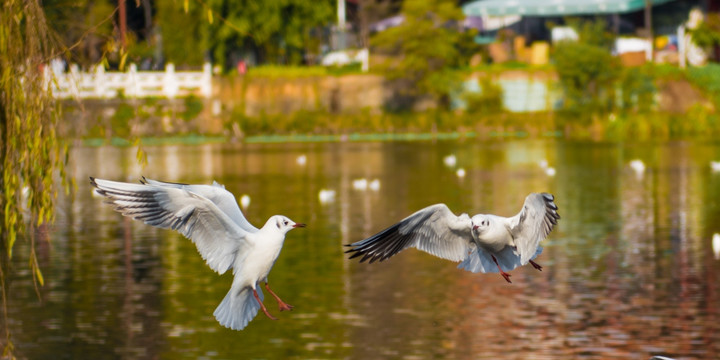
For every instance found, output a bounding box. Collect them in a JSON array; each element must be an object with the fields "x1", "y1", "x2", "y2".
[{"x1": 8, "y1": 140, "x2": 720, "y2": 359}]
